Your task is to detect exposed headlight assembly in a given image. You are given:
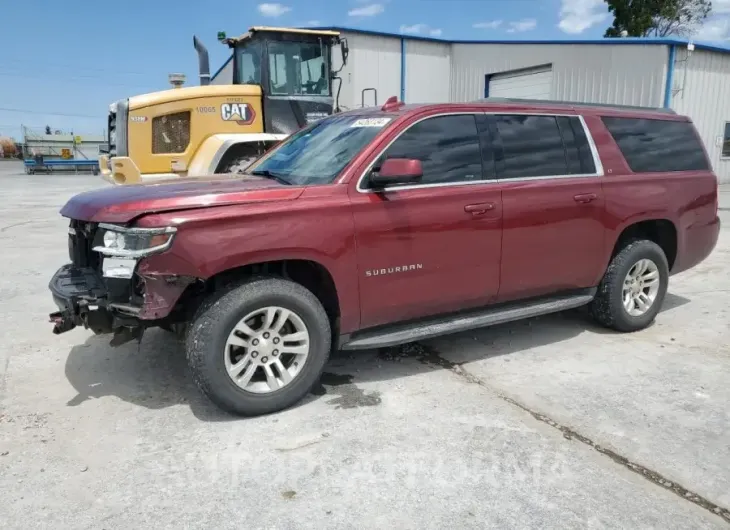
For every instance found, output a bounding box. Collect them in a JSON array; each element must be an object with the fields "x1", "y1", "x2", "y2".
[{"x1": 94, "y1": 224, "x2": 177, "y2": 258}]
